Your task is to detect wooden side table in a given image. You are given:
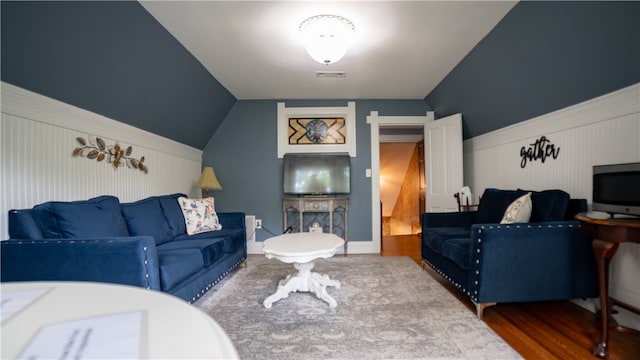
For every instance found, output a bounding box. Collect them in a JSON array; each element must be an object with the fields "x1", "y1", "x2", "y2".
[{"x1": 575, "y1": 212, "x2": 640, "y2": 359}]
